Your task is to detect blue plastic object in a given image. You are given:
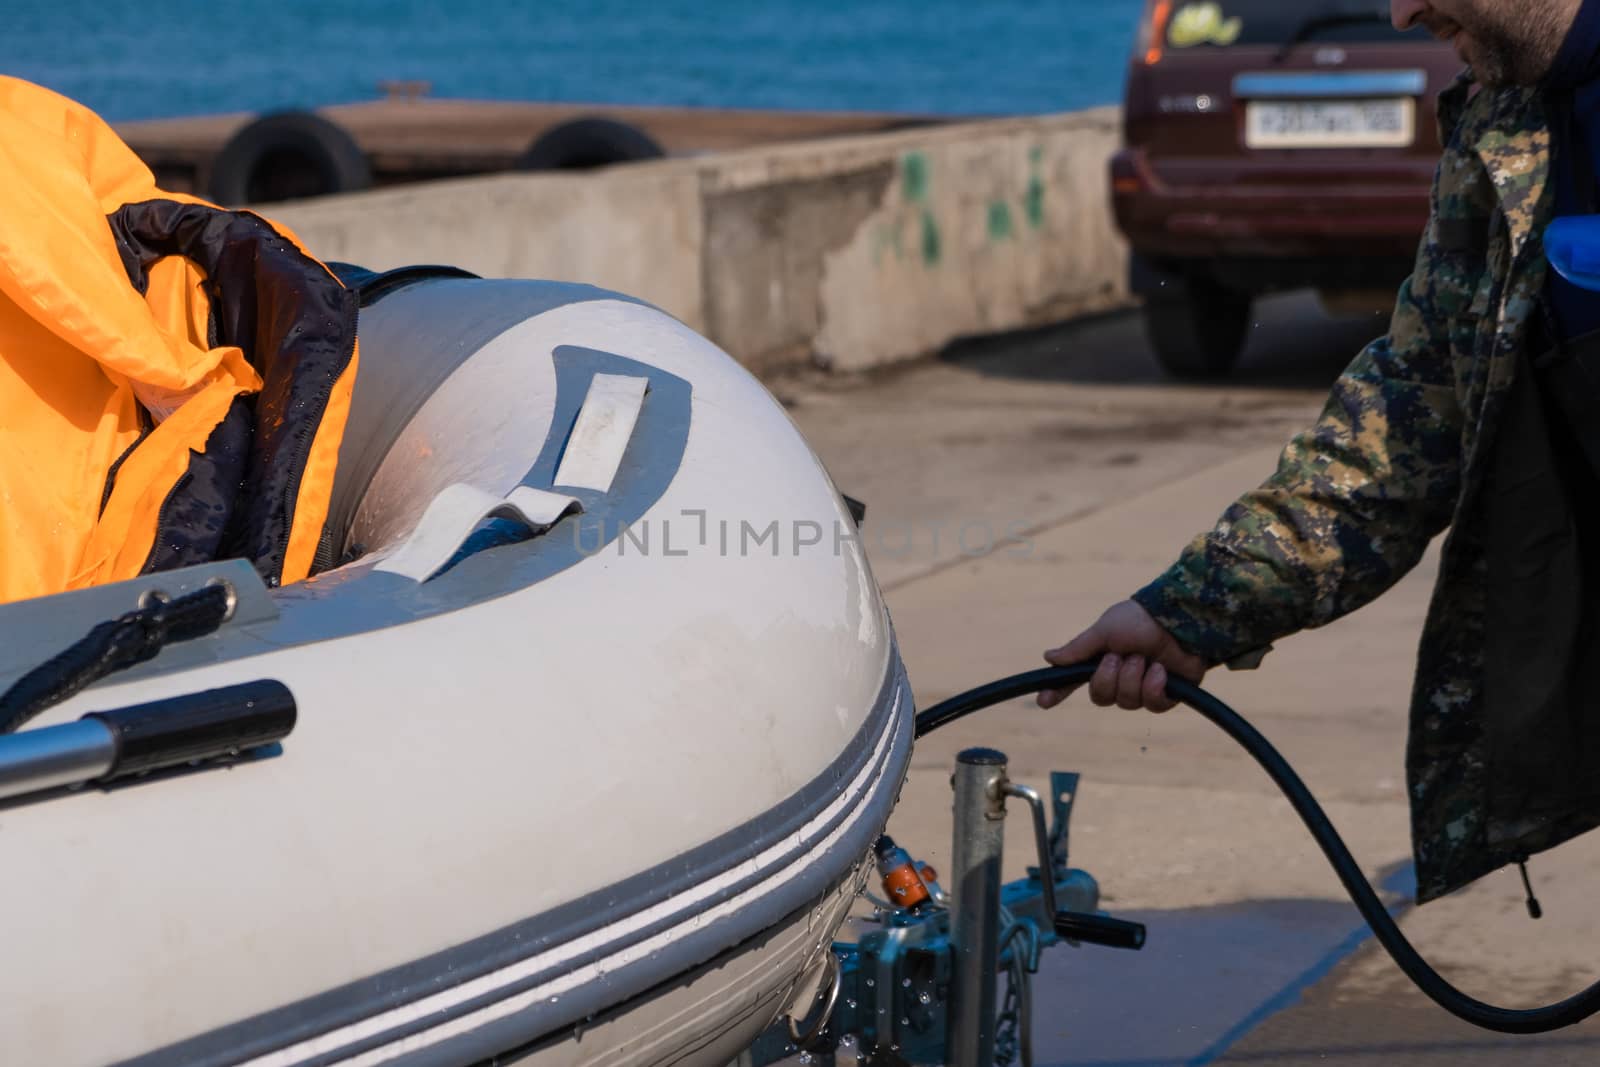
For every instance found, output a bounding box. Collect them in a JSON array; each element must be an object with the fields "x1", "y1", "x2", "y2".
[{"x1": 1546, "y1": 216, "x2": 1600, "y2": 291}]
